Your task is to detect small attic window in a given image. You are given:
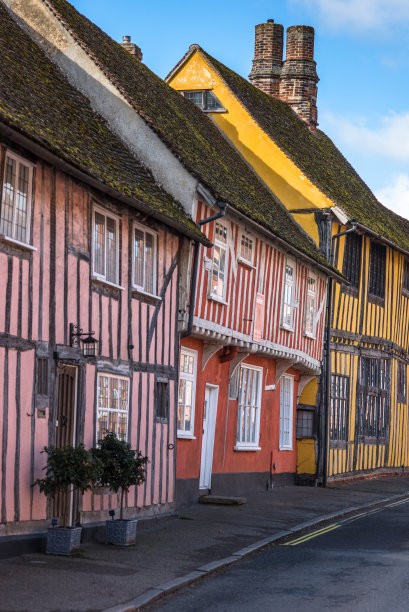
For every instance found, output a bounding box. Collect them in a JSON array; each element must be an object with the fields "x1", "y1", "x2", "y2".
[{"x1": 182, "y1": 90, "x2": 225, "y2": 112}]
